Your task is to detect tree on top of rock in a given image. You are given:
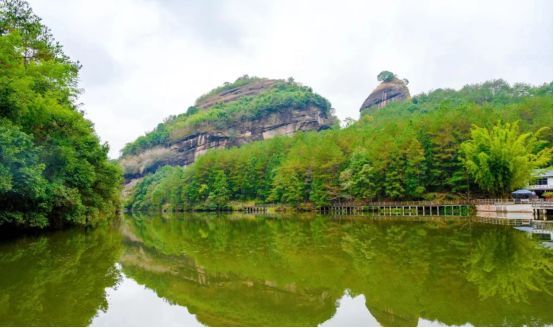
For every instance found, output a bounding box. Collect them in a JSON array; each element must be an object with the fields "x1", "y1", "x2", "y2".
[{"x1": 377, "y1": 71, "x2": 396, "y2": 82}]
